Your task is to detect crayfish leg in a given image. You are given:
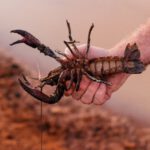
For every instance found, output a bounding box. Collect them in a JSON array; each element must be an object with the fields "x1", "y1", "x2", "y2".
[
  {"x1": 83, "y1": 71, "x2": 112, "y2": 86},
  {"x1": 75, "y1": 69, "x2": 82, "y2": 91},
  {"x1": 66, "y1": 69, "x2": 76, "y2": 90},
  {"x1": 66, "y1": 20, "x2": 82, "y2": 57}
]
